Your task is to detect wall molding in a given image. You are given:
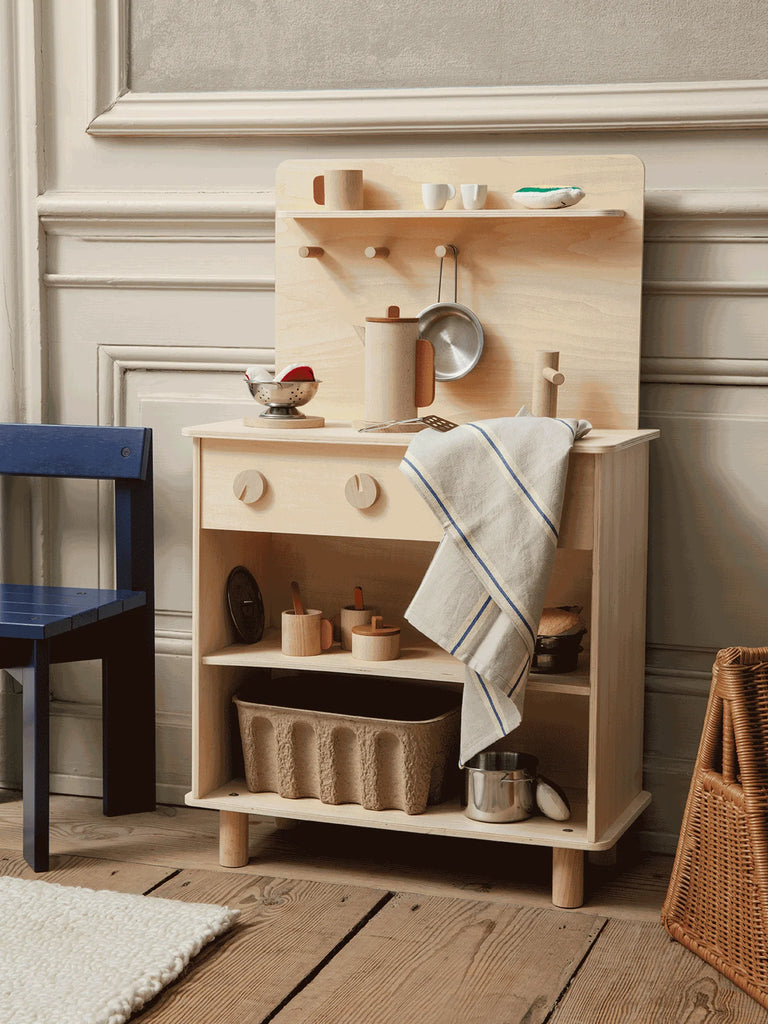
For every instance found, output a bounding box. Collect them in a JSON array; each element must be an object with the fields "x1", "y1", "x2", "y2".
[
  {"x1": 643, "y1": 281, "x2": 768, "y2": 296},
  {"x1": 44, "y1": 273, "x2": 275, "y2": 291},
  {"x1": 38, "y1": 190, "x2": 276, "y2": 239},
  {"x1": 87, "y1": 3, "x2": 768, "y2": 136},
  {"x1": 641, "y1": 358, "x2": 768, "y2": 386},
  {"x1": 87, "y1": 80, "x2": 768, "y2": 137},
  {"x1": 38, "y1": 187, "x2": 768, "y2": 233}
]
